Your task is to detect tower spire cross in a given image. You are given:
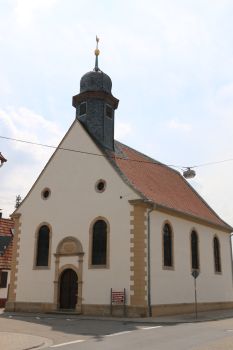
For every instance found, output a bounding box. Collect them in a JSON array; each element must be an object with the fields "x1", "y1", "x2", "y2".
[{"x1": 94, "y1": 35, "x2": 100, "y2": 71}]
